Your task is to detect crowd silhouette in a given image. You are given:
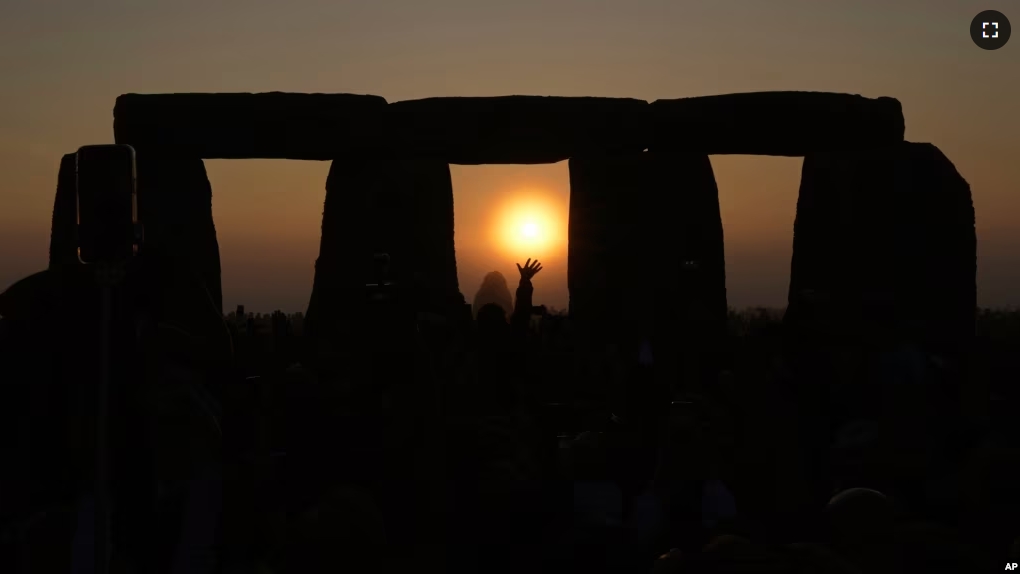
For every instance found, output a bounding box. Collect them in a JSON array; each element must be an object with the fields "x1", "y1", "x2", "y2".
[{"x1": 1, "y1": 251, "x2": 1020, "y2": 574}]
